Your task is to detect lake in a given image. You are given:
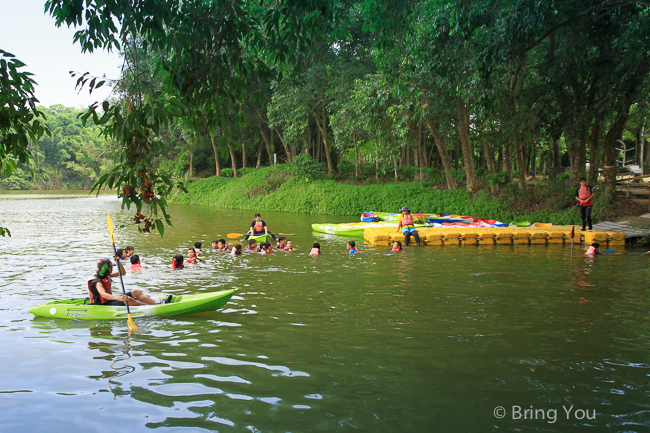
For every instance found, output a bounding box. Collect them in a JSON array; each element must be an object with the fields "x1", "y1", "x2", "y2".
[{"x1": 1, "y1": 191, "x2": 649, "y2": 432}]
